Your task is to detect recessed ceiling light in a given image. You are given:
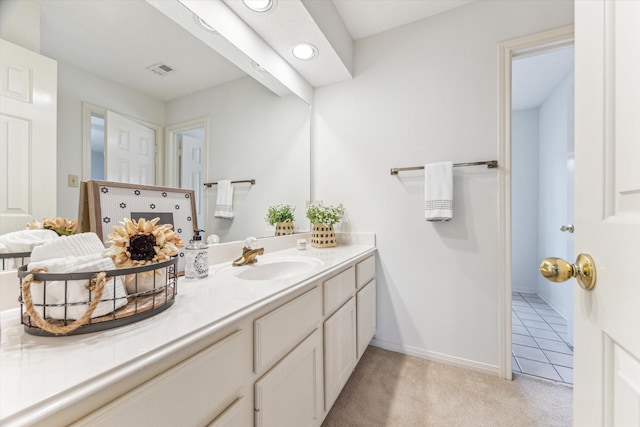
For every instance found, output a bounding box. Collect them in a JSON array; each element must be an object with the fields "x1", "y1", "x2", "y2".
[
  {"x1": 194, "y1": 15, "x2": 216, "y2": 33},
  {"x1": 292, "y1": 43, "x2": 318, "y2": 61},
  {"x1": 242, "y1": 0, "x2": 274, "y2": 12}
]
